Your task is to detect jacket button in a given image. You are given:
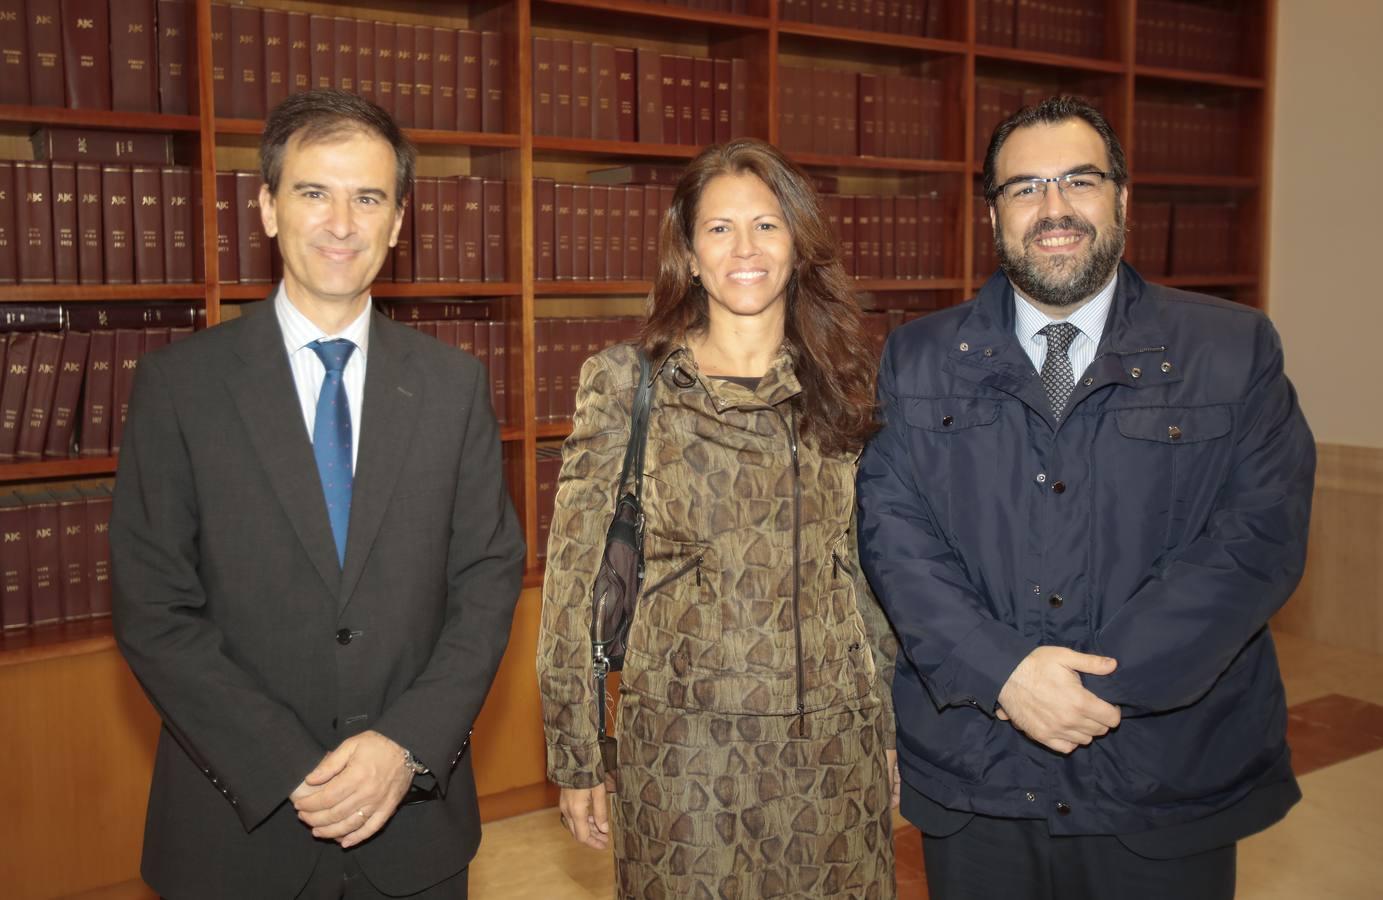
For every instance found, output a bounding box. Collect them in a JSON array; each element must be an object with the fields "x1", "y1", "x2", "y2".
[
  {"x1": 1051, "y1": 481, "x2": 1066, "y2": 494},
  {"x1": 1083, "y1": 376, "x2": 1093, "y2": 386},
  {"x1": 1130, "y1": 367, "x2": 1142, "y2": 379},
  {"x1": 1026, "y1": 791, "x2": 1037, "y2": 802},
  {"x1": 1168, "y1": 425, "x2": 1183, "y2": 441},
  {"x1": 336, "y1": 628, "x2": 354, "y2": 645},
  {"x1": 1048, "y1": 594, "x2": 1064, "y2": 608},
  {"x1": 1161, "y1": 361, "x2": 1173, "y2": 373},
  {"x1": 1035, "y1": 473, "x2": 1047, "y2": 484},
  {"x1": 942, "y1": 415, "x2": 954, "y2": 427},
  {"x1": 1056, "y1": 801, "x2": 1072, "y2": 816},
  {"x1": 959, "y1": 342, "x2": 969, "y2": 351}
]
